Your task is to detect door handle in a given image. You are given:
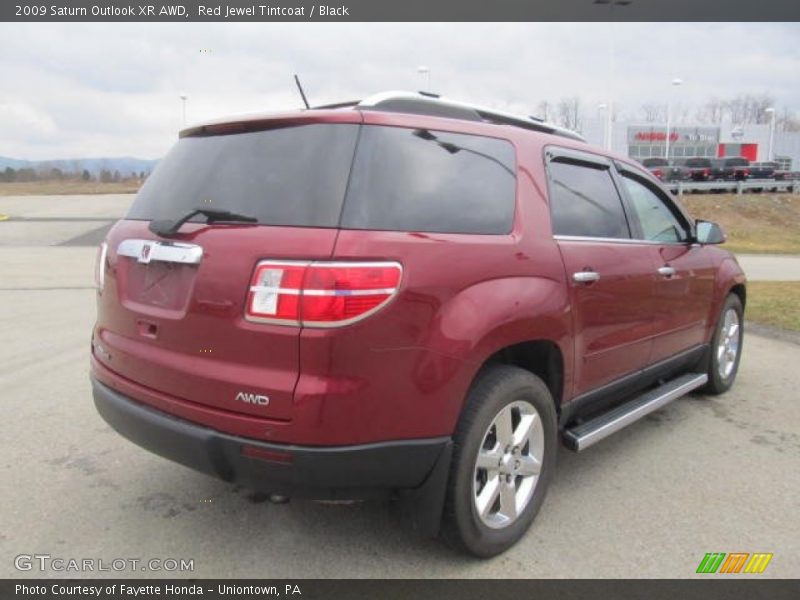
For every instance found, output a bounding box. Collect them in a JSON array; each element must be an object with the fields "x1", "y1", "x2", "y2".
[
  {"x1": 658, "y1": 266, "x2": 676, "y2": 278},
  {"x1": 573, "y1": 271, "x2": 600, "y2": 283}
]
